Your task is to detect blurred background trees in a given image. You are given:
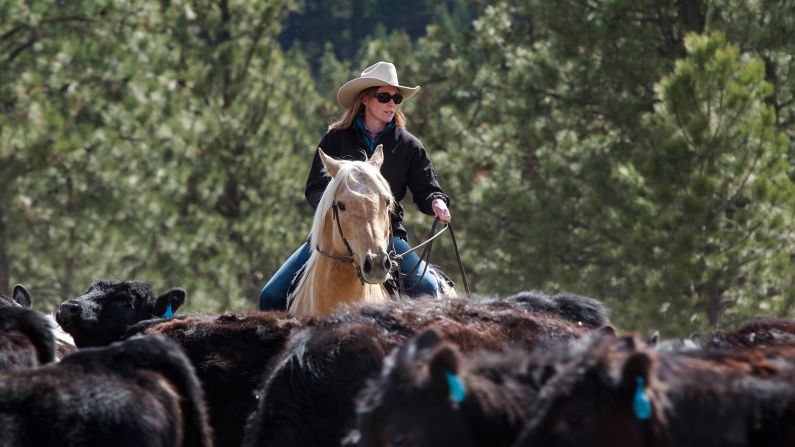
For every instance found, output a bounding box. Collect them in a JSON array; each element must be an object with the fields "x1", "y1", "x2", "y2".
[{"x1": 2, "y1": 0, "x2": 793, "y2": 337}]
